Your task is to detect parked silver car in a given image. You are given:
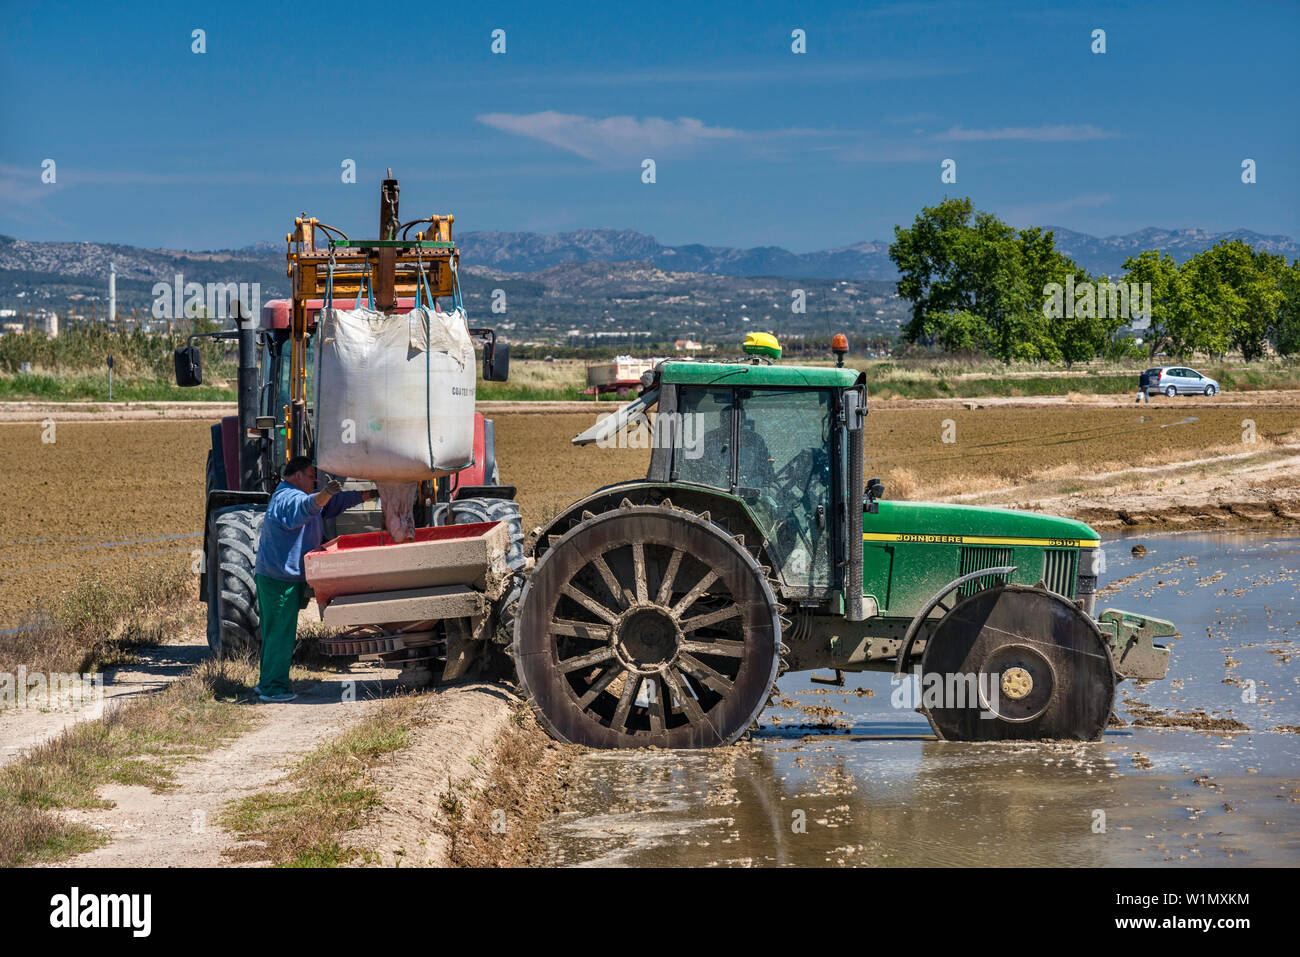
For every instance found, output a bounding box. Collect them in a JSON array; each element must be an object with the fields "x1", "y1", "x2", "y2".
[{"x1": 1139, "y1": 366, "x2": 1220, "y2": 398}]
